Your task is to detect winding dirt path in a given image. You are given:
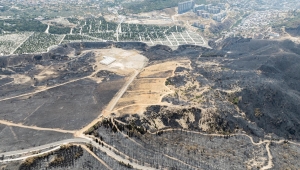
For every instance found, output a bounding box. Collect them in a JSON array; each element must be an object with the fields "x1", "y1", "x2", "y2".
[
  {"x1": 117, "y1": 123, "x2": 300, "y2": 170},
  {"x1": 110, "y1": 119, "x2": 199, "y2": 170}
]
